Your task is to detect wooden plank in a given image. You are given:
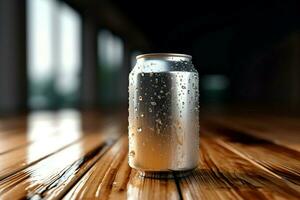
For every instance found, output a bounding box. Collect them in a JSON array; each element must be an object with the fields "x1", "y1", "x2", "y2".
[
  {"x1": 124, "y1": 170, "x2": 180, "y2": 200},
  {"x1": 0, "y1": 134, "x2": 82, "y2": 181},
  {"x1": 0, "y1": 131, "x2": 58, "y2": 155},
  {"x1": 206, "y1": 115, "x2": 300, "y2": 151},
  {"x1": 0, "y1": 111, "x2": 299, "y2": 200},
  {"x1": 202, "y1": 122, "x2": 300, "y2": 191},
  {"x1": 179, "y1": 135, "x2": 300, "y2": 199},
  {"x1": 0, "y1": 129, "x2": 24, "y2": 138},
  {"x1": 0, "y1": 111, "x2": 79, "y2": 154},
  {"x1": 63, "y1": 136, "x2": 128, "y2": 199},
  {"x1": 0, "y1": 134, "x2": 36, "y2": 155},
  {"x1": 0, "y1": 117, "x2": 26, "y2": 132},
  {"x1": 0, "y1": 134, "x2": 115, "y2": 200},
  {"x1": 63, "y1": 136, "x2": 180, "y2": 200}
]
